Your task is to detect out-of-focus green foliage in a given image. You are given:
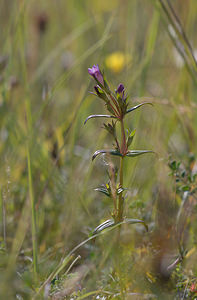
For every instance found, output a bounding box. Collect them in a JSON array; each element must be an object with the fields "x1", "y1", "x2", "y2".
[{"x1": 0, "y1": 0, "x2": 197, "y2": 299}]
